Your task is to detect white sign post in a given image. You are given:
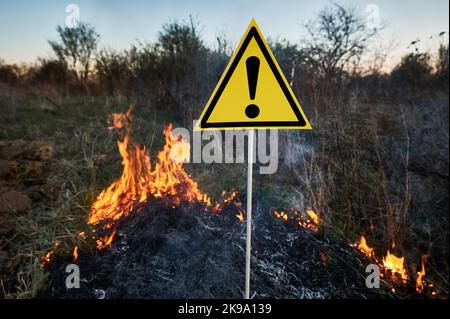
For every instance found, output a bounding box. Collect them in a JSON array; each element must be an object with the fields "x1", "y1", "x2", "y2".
[
  {"x1": 194, "y1": 19, "x2": 312, "y2": 299},
  {"x1": 245, "y1": 129, "x2": 254, "y2": 299}
]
